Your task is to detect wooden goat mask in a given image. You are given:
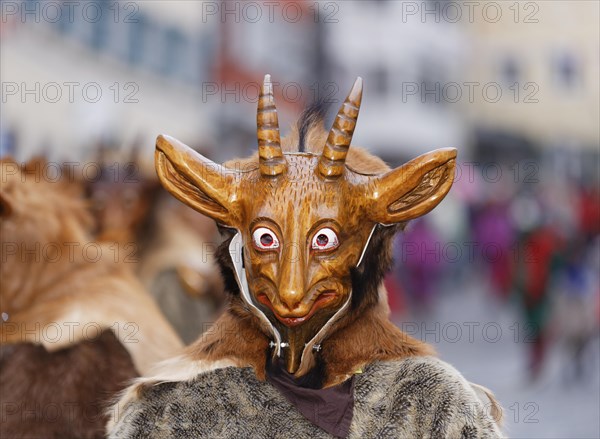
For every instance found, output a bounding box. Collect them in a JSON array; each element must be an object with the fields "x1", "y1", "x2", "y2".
[{"x1": 156, "y1": 75, "x2": 457, "y2": 374}]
